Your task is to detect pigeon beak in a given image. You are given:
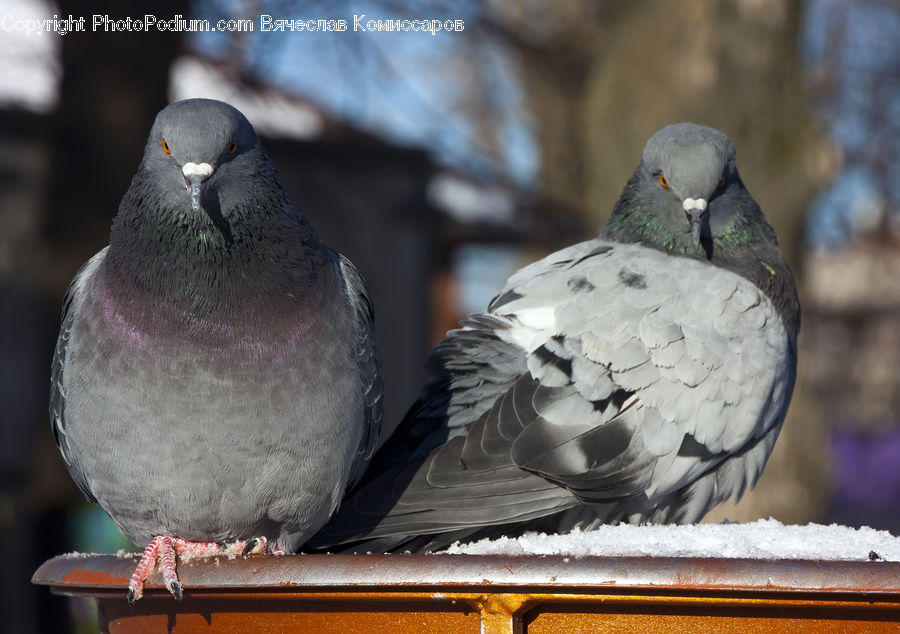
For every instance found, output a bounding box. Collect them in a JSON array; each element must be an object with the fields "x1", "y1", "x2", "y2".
[
  {"x1": 682, "y1": 198, "x2": 708, "y2": 245},
  {"x1": 182, "y1": 162, "x2": 214, "y2": 211}
]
